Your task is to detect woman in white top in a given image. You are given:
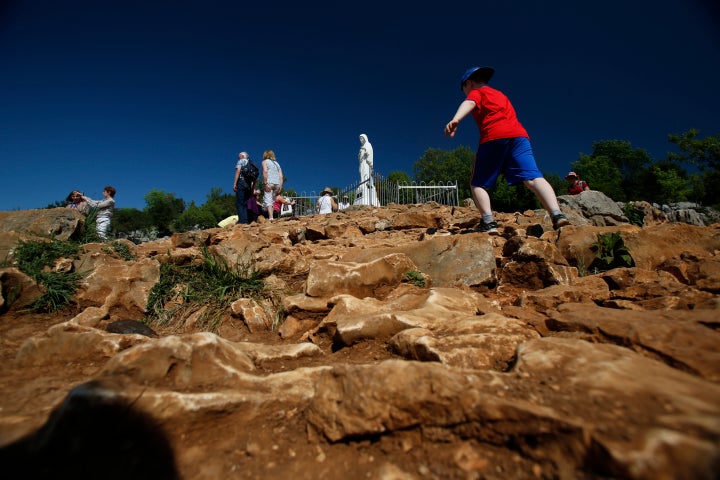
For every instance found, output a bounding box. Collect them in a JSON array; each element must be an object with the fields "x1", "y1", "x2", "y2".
[
  {"x1": 262, "y1": 150, "x2": 283, "y2": 220},
  {"x1": 82, "y1": 186, "x2": 116, "y2": 240},
  {"x1": 317, "y1": 187, "x2": 337, "y2": 214}
]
